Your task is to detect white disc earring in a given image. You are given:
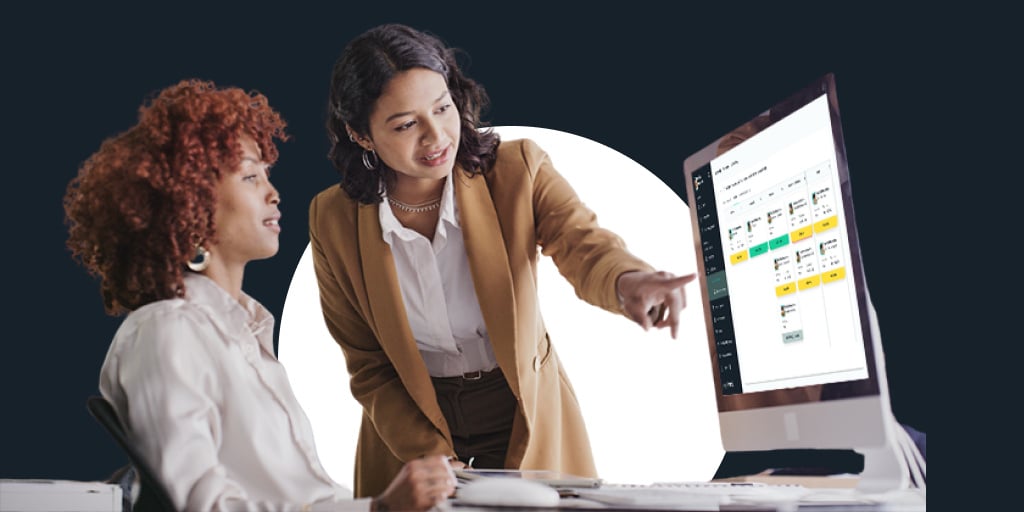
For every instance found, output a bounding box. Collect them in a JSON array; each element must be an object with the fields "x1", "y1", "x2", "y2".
[{"x1": 187, "y1": 246, "x2": 211, "y2": 272}]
